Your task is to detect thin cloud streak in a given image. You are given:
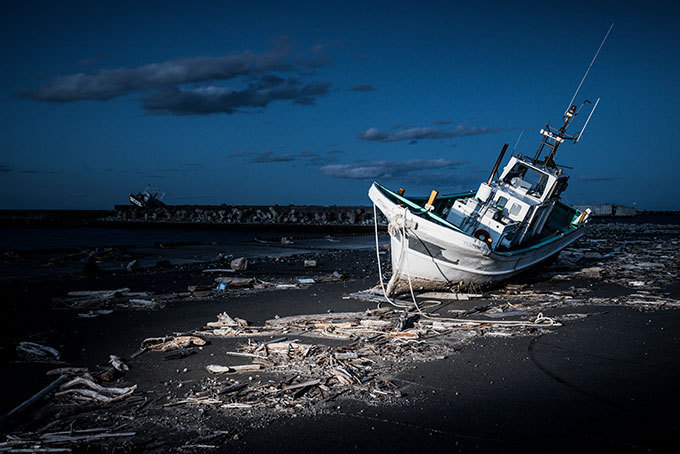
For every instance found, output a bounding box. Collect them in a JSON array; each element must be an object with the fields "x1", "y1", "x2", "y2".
[
  {"x1": 248, "y1": 150, "x2": 295, "y2": 163},
  {"x1": 357, "y1": 124, "x2": 499, "y2": 142},
  {"x1": 228, "y1": 150, "x2": 337, "y2": 165},
  {"x1": 319, "y1": 158, "x2": 467, "y2": 180}
]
